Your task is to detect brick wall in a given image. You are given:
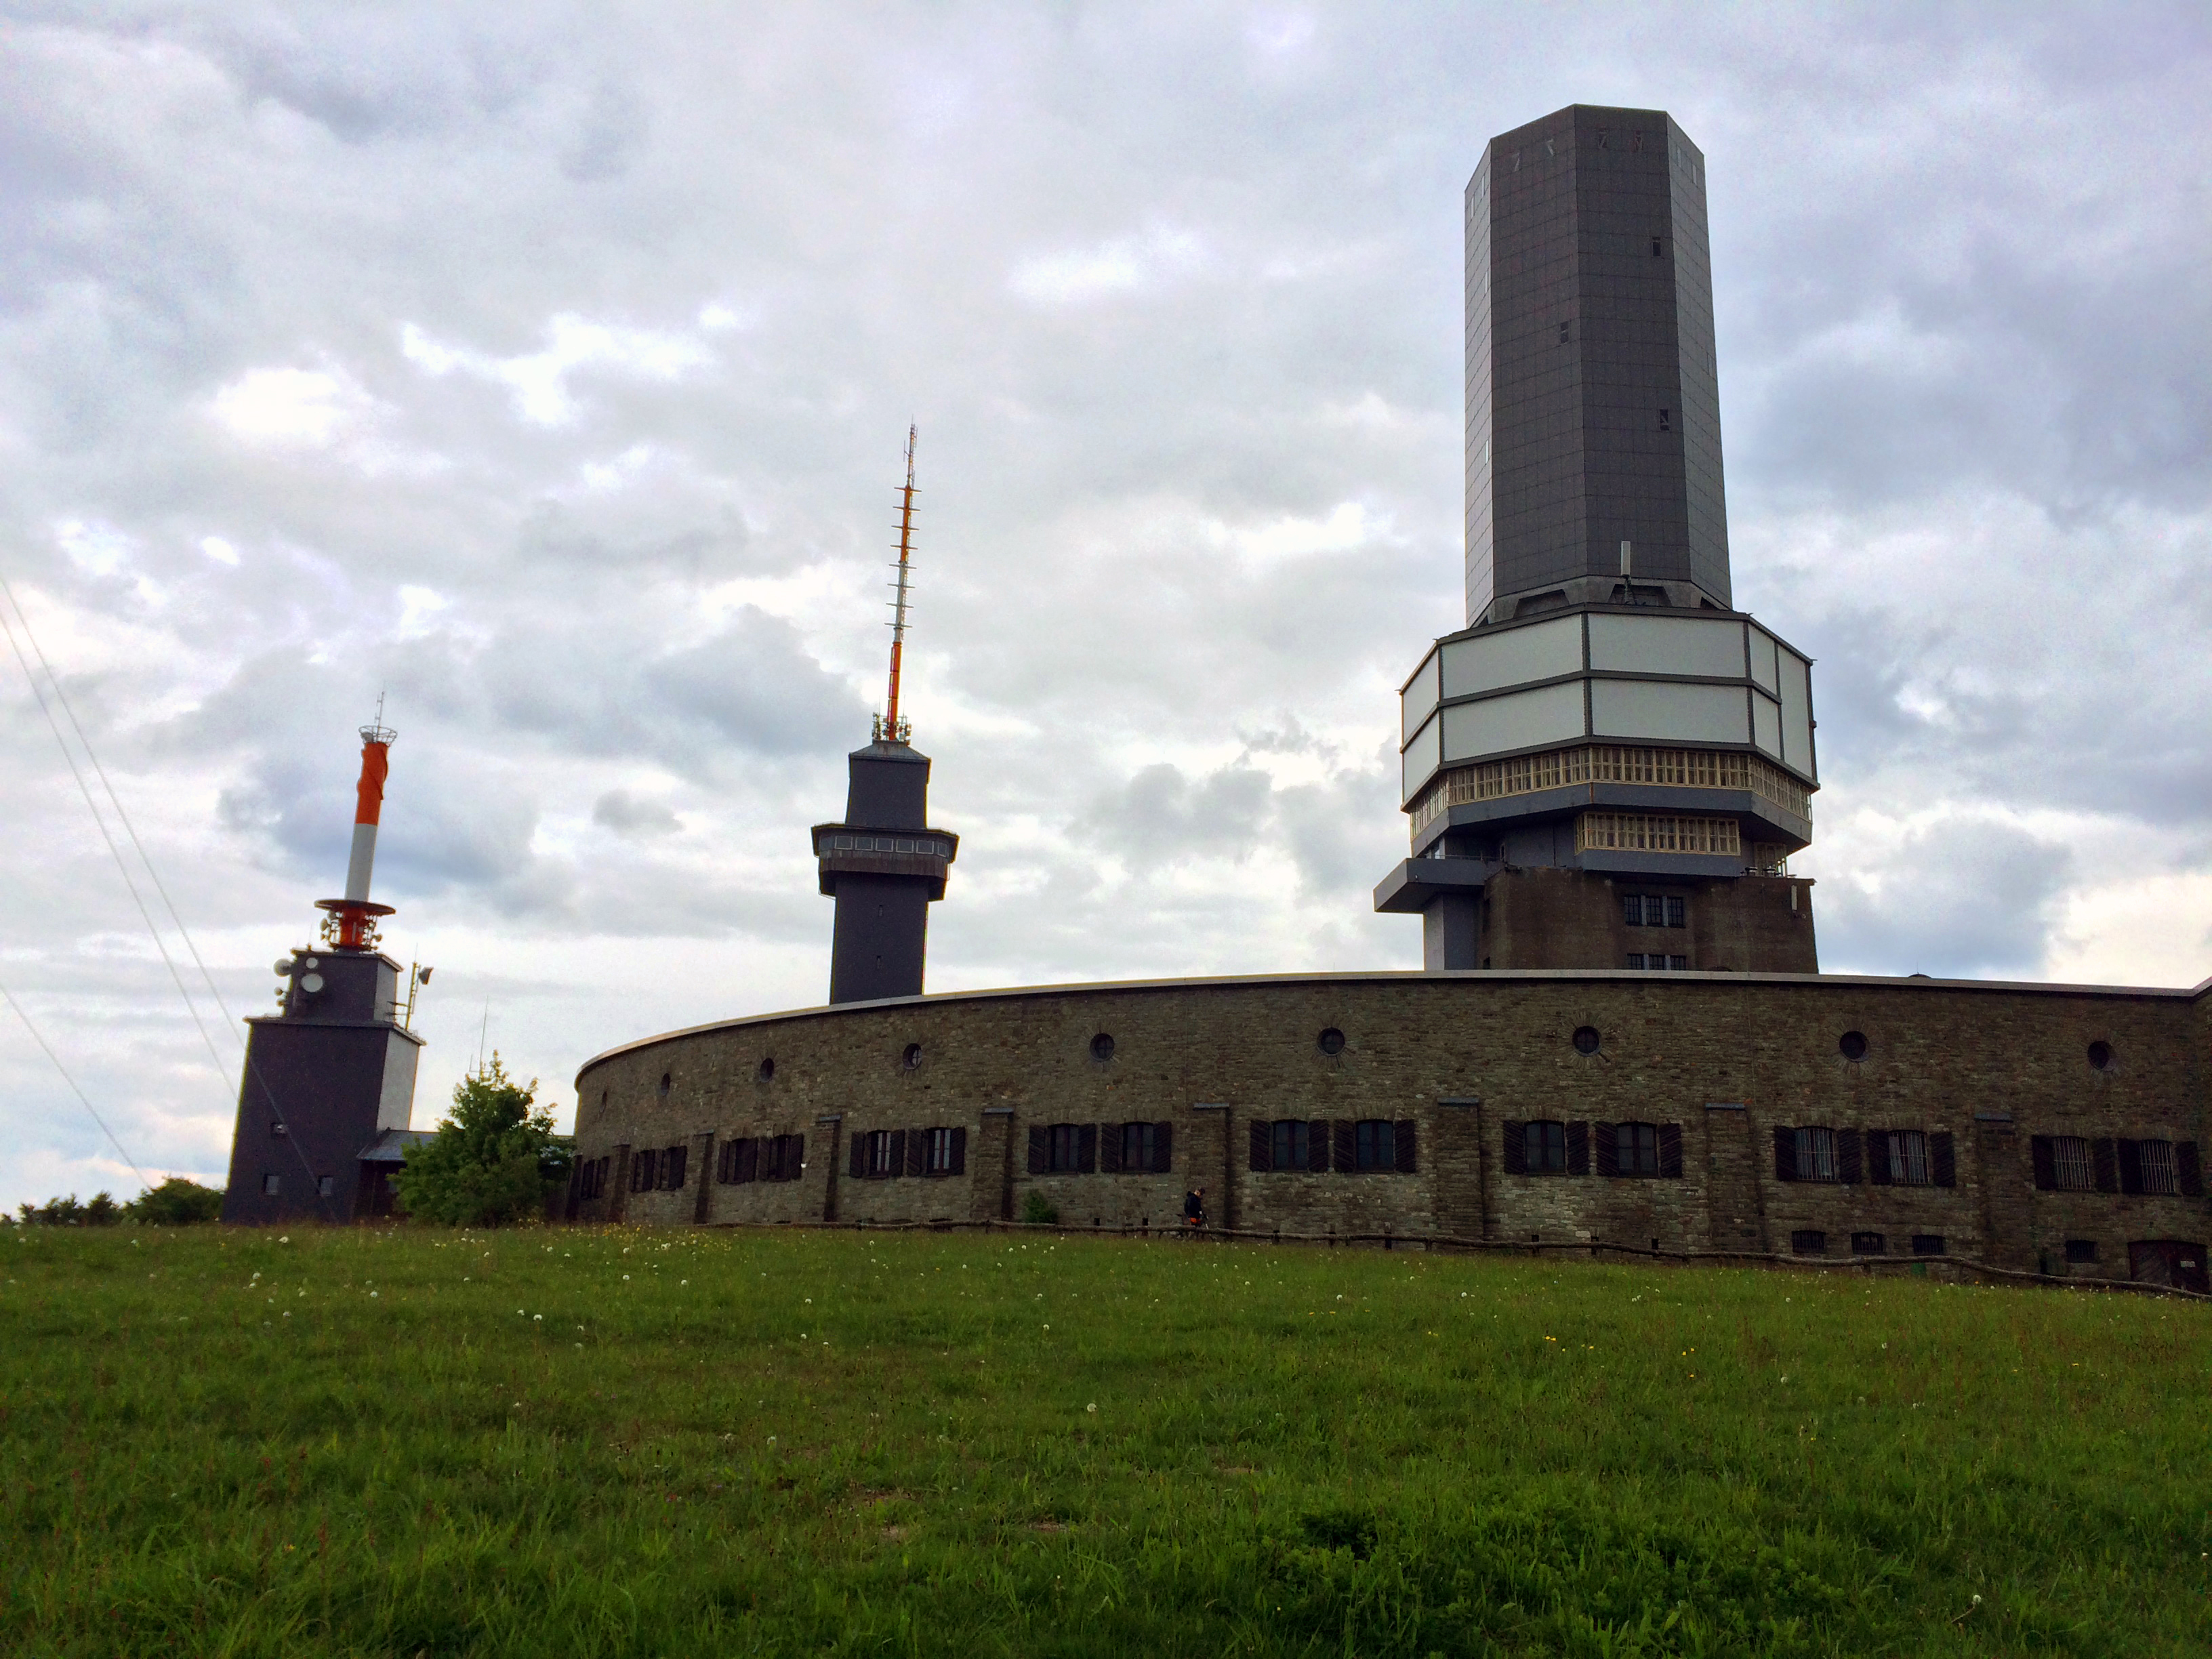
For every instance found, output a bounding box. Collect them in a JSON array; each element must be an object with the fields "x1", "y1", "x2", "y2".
[
  {"x1": 568, "y1": 970, "x2": 2209, "y2": 1279},
  {"x1": 1480, "y1": 867, "x2": 1818, "y2": 973}
]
